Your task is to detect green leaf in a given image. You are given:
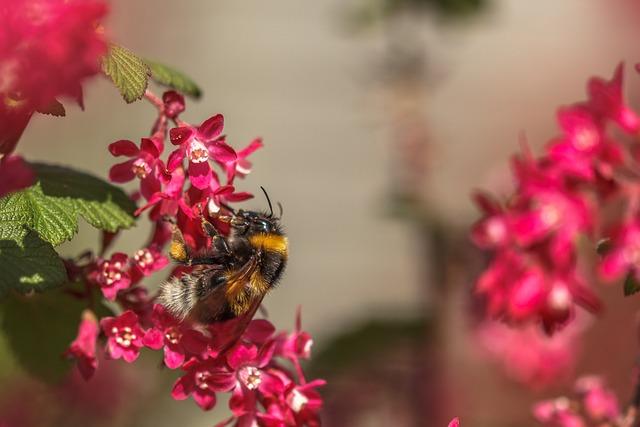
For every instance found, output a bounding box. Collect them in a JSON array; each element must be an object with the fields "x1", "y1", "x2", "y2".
[
  {"x1": 0, "y1": 227, "x2": 66, "y2": 295},
  {"x1": 0, "y1": 291, "x2": 86, "y2": 382},
  {"x1": 0, "y1": 163, "x2": 136, "y2": 246},
  {"x1": 624, "y1": 273, "x2": 640, "y2": 296},
  {"x1": 36, "y1": 99, "x2": 65, "y2": 117},
  {"x1": 145, "y1": 60, "x2": 202, "y2": 98},
  {"x1": 102, "y1": 44, "x2": 150, "y2": 103}
]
